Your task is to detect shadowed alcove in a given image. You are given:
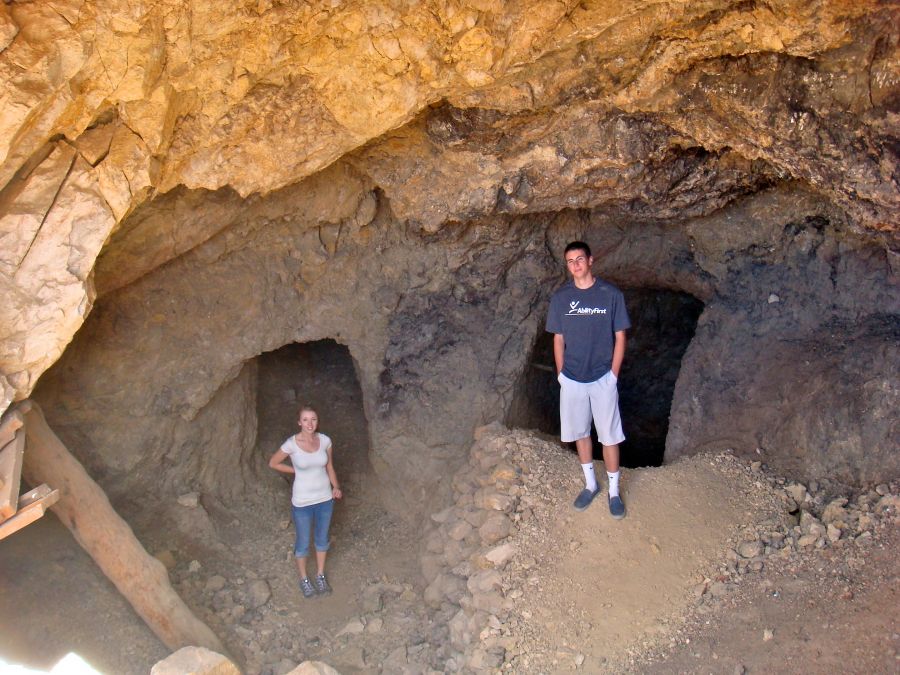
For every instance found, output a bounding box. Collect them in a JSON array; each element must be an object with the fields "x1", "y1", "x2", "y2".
[
  {"x1": 508, "y1": 288, "x2": 704, "y2": 467},
  {"x1": 255, "y1": 339, "x2": 373, "y2": 494}
]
